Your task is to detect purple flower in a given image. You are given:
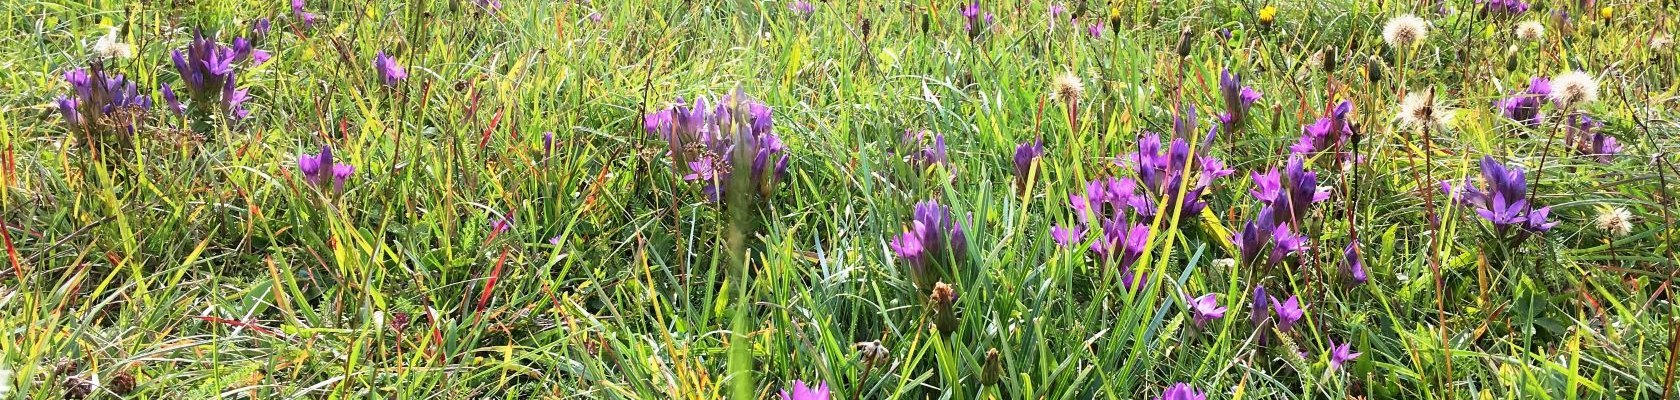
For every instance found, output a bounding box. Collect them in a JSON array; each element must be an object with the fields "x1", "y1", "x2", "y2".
[
  {"x1": 252, "y1": 18, "x2": 272, "y2": 41},
  {"x1": 1250, "y1": 285, "x2": 1268, "y2": 326},
  {"x1": 1441, "y1": 156, "x2": 1556, "y2": 239},
  {"x1": 1498, "y1": 77, "x2": 1551, "y2": 126},
  {"x1": 1567, "y1": 114, "x2": 1618, "y2": 163},
  {"x1": 900, "y1": 129, "x2": 950, "y2": 172},
  {"x1": 1087, "y1": 22, "x2": 1104, "y2": 38},
  {"x1": 492, "y1": 213, "x2": 514, "y2": 234},
  {"x1": 1329, "y1": 340, "x2": 1362, "y2": 370},
  {"x1": 1123, "y1": 127, "x2": 1233, "y2": 222},
  {"x1": 1250, "y1": 156, "x2": 1330, "y2": 227},
  {"x1": 788, "y1": 0, "x2": 814, "y2": 17},
  {"x1": 1270, "y1": 295, "x2": 1303, "y2": 331},
  {"x1": 1013, "y1": 139, "x2": 1045, "y2": 191},
  {"x1": 57, "y1": 65, "x2": 152, "y2": 140},
  {"x1": 588, "y1": 12, "x2": 603, "y2": 23},
  {"x1": 297, "y1": 145, "x2": 354, "y2": 195},
  {"x1": 1292, "y1": 100, "x2": 1354, "y2": 157},
  {"x1": 171, "y1": 31, "x2": 264, "y2": 120},
  {"x1": 374, "y1": 51, "x2": 408, "y2": 86},
  {"x1": 1157, "y1": 383, "x2": 1206, "y2": 400},
  {"x1": 292, "y1": 0, "x2": 322, "y2": 28},
  {"x1": 1343, "y1": 240, "x2": 1368, "y2": 284},
  {"x1": 1477, "y1": 0, "x2": 1531, "y2": 15},
  {"x1": 1218, "y1": 68, "x2": 1262, "y2": 133},
  {"x1": 1187, "y1": 293, "x2": 1227, "y2": 328},
  {"x1": 541, "y1": 131, "x2": 555, "y2": 157},
  {"x1": 646, "y1": 91, "x2": 789, "y2": 202},
  {"x1": 780, "y1": 380, "x2": 830, "y2": 400},
  {"x1": 1050, "y1": 224, "x2": 1083, "y2": 246},
  {"x1": 473, "y1": 0, "x2": 502, "y2": 12},
  {"x1": 892, "y1": 200, "x2": 969, "y2": 288},
  {"x1": 962, "y1": 1, "x2": 993, "y2": 39}
]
